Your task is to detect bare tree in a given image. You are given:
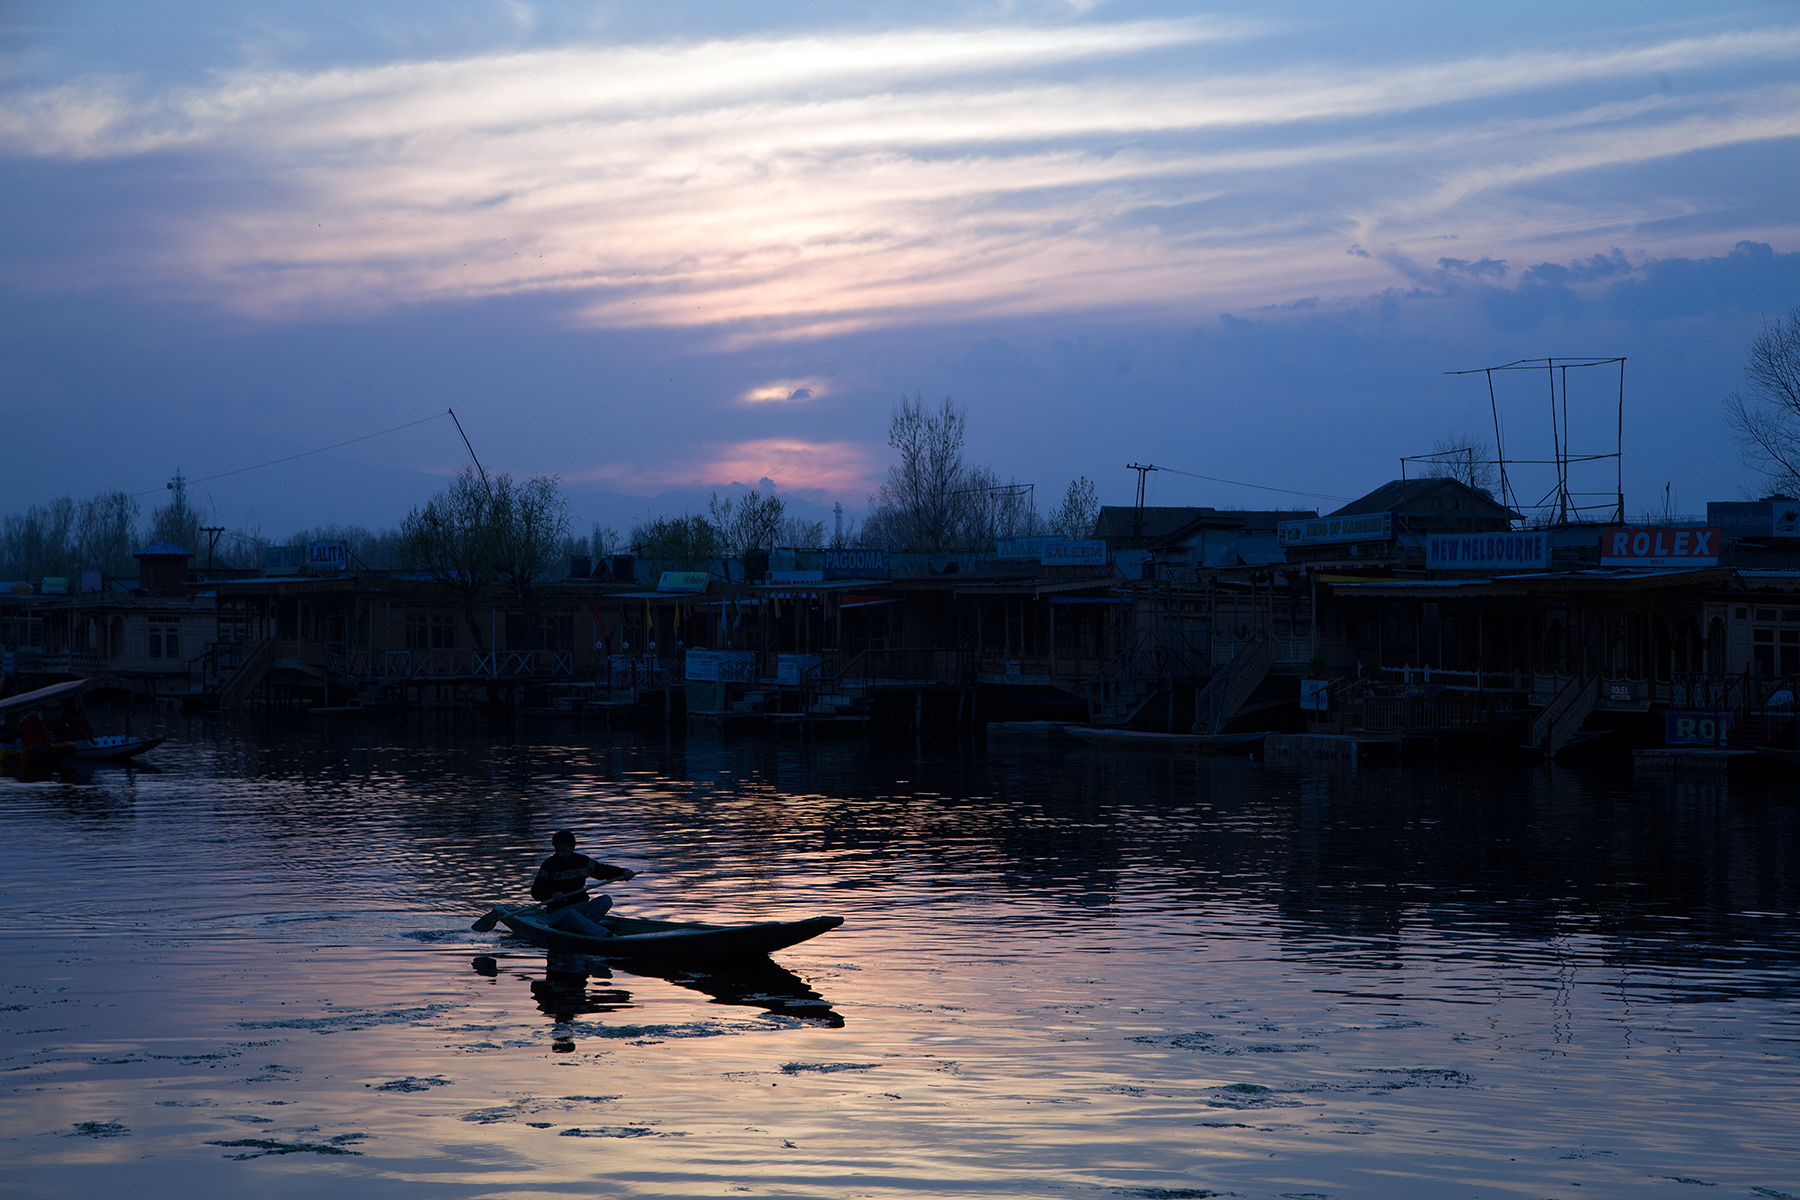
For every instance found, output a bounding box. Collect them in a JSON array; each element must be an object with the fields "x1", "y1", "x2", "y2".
[
  {"x1": 1419, "y1": 432, "x2": 1497, "y2": 493},
  {"x1": 2, "y1": 491, "x2": 141, "y2": 581},
  {"x1": 1050, "y1": 476, "x2": 1100, "y2": 539},
  {"x1": 862, "y1": 394, "x2": 1037, "y2": 550},
  {"x1": 631, "y1": 515, "x2": 720, "y2": 573},
  {"x1": 148, "y1": 474, "x2": 201, "y2": 552},
  {"x1": 708, "y1": 489, "x2": 786, "y2": 557},
  {"x1": 779, "y1": 516, "x2": 826, "y2": 548},
  {"x1": 863, "y1": 394, "x2": 972, "y2": 551},
  {"x1": 1726, "y1": 305, "x2": 1800, "y2": 493},
  {"x1": 829, "y1": 502, "x2": 858, "y2": 549}
]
